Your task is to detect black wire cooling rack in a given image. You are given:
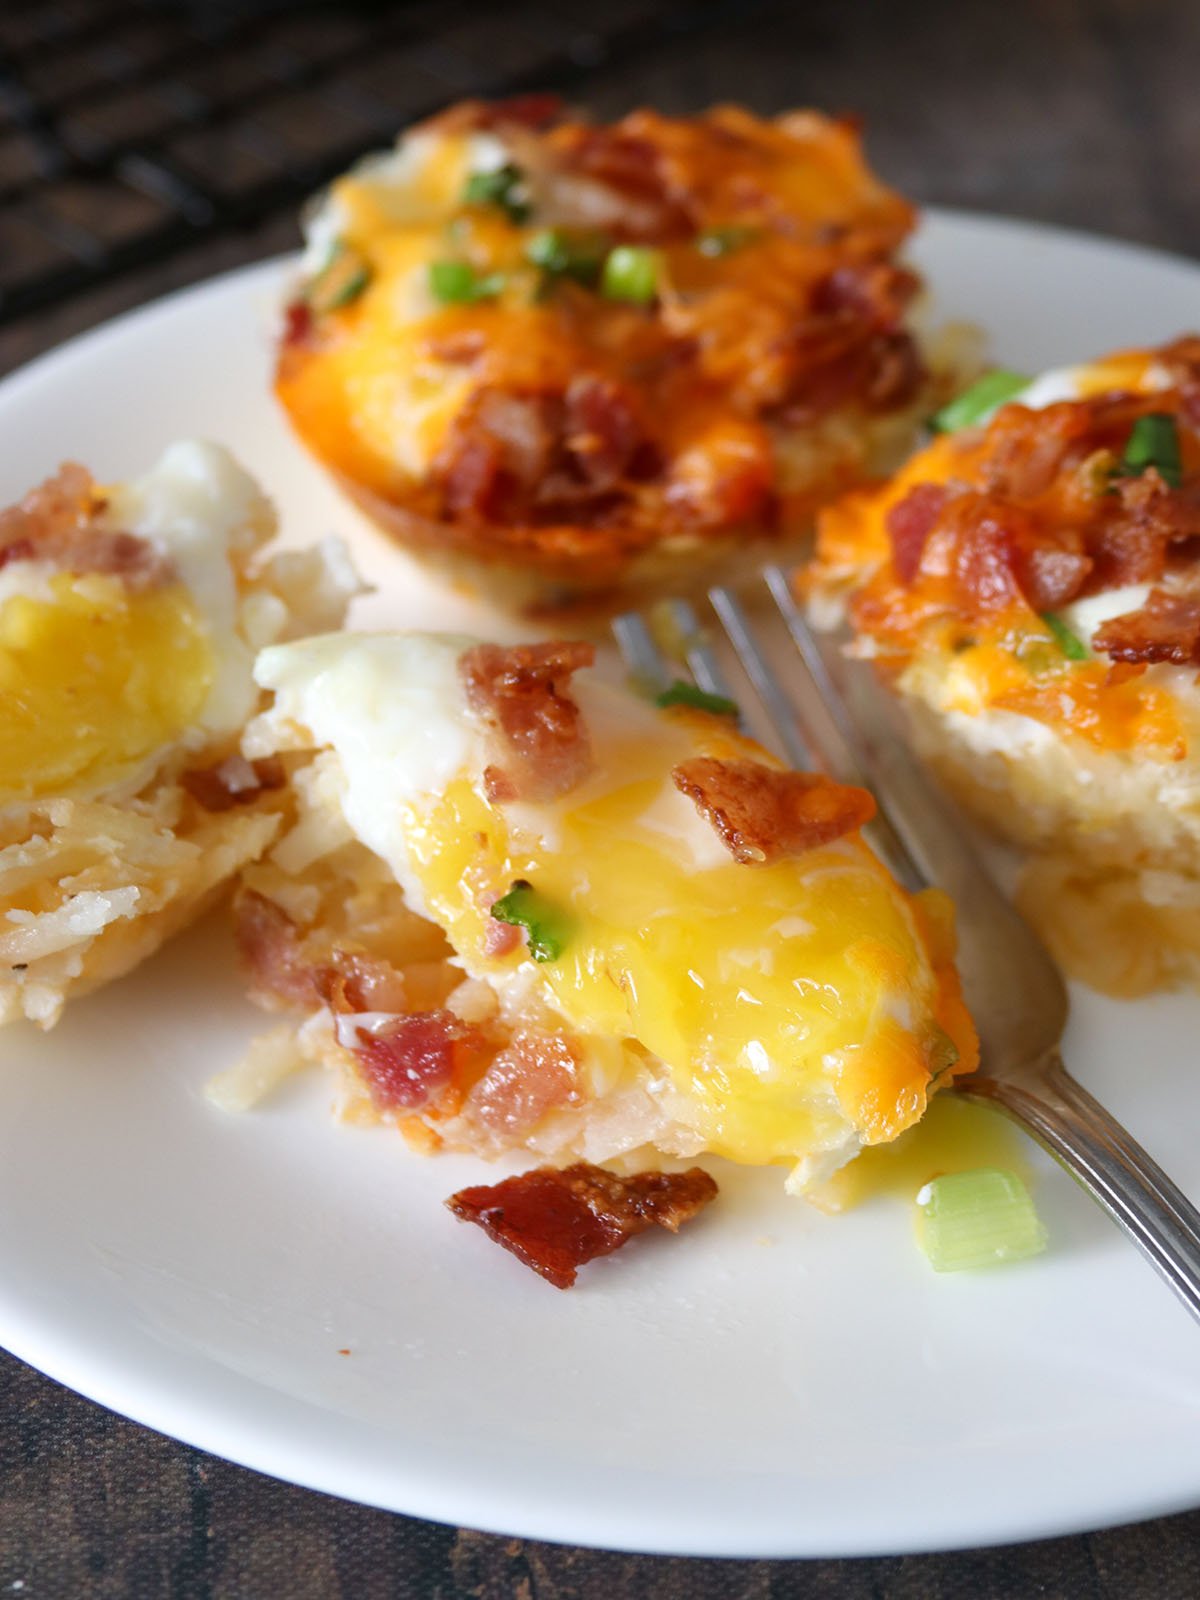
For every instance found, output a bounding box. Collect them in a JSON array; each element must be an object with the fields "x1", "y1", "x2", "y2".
[{"x1": 0, "y1": 0, "x2": 764, "y2": 329}]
